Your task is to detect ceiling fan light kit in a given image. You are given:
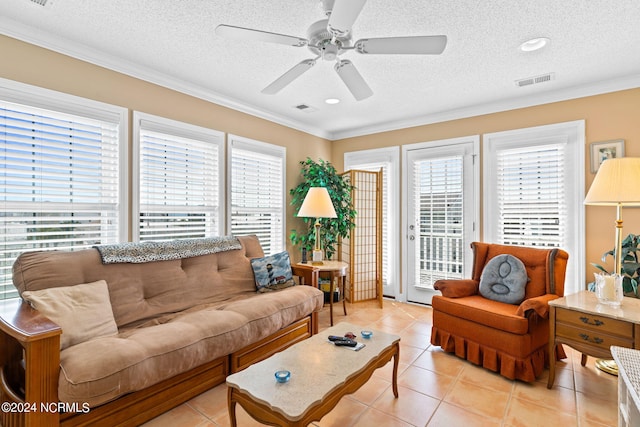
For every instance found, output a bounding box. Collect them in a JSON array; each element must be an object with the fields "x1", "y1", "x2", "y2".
[
  {"x1": 519, "y1": 37, "x2": 550, "y2": 52},
  {"x1": 215, "y1": 0, "x2": 447, "y2": 101}
]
